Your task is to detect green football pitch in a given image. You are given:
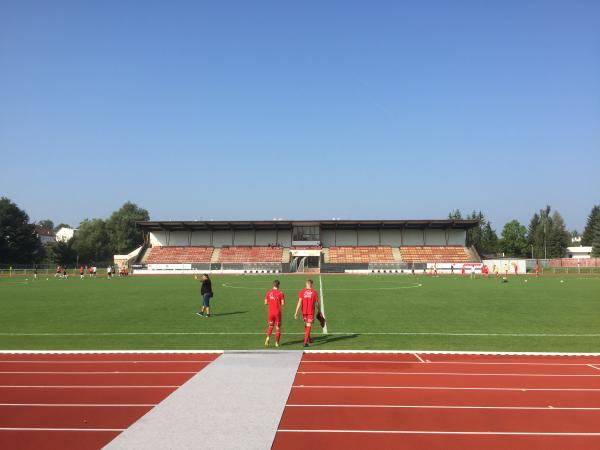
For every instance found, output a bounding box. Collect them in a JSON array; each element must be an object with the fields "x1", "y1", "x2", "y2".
[{"x1": 1, "y1": 273, "x2": 599, "y2": 352}]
